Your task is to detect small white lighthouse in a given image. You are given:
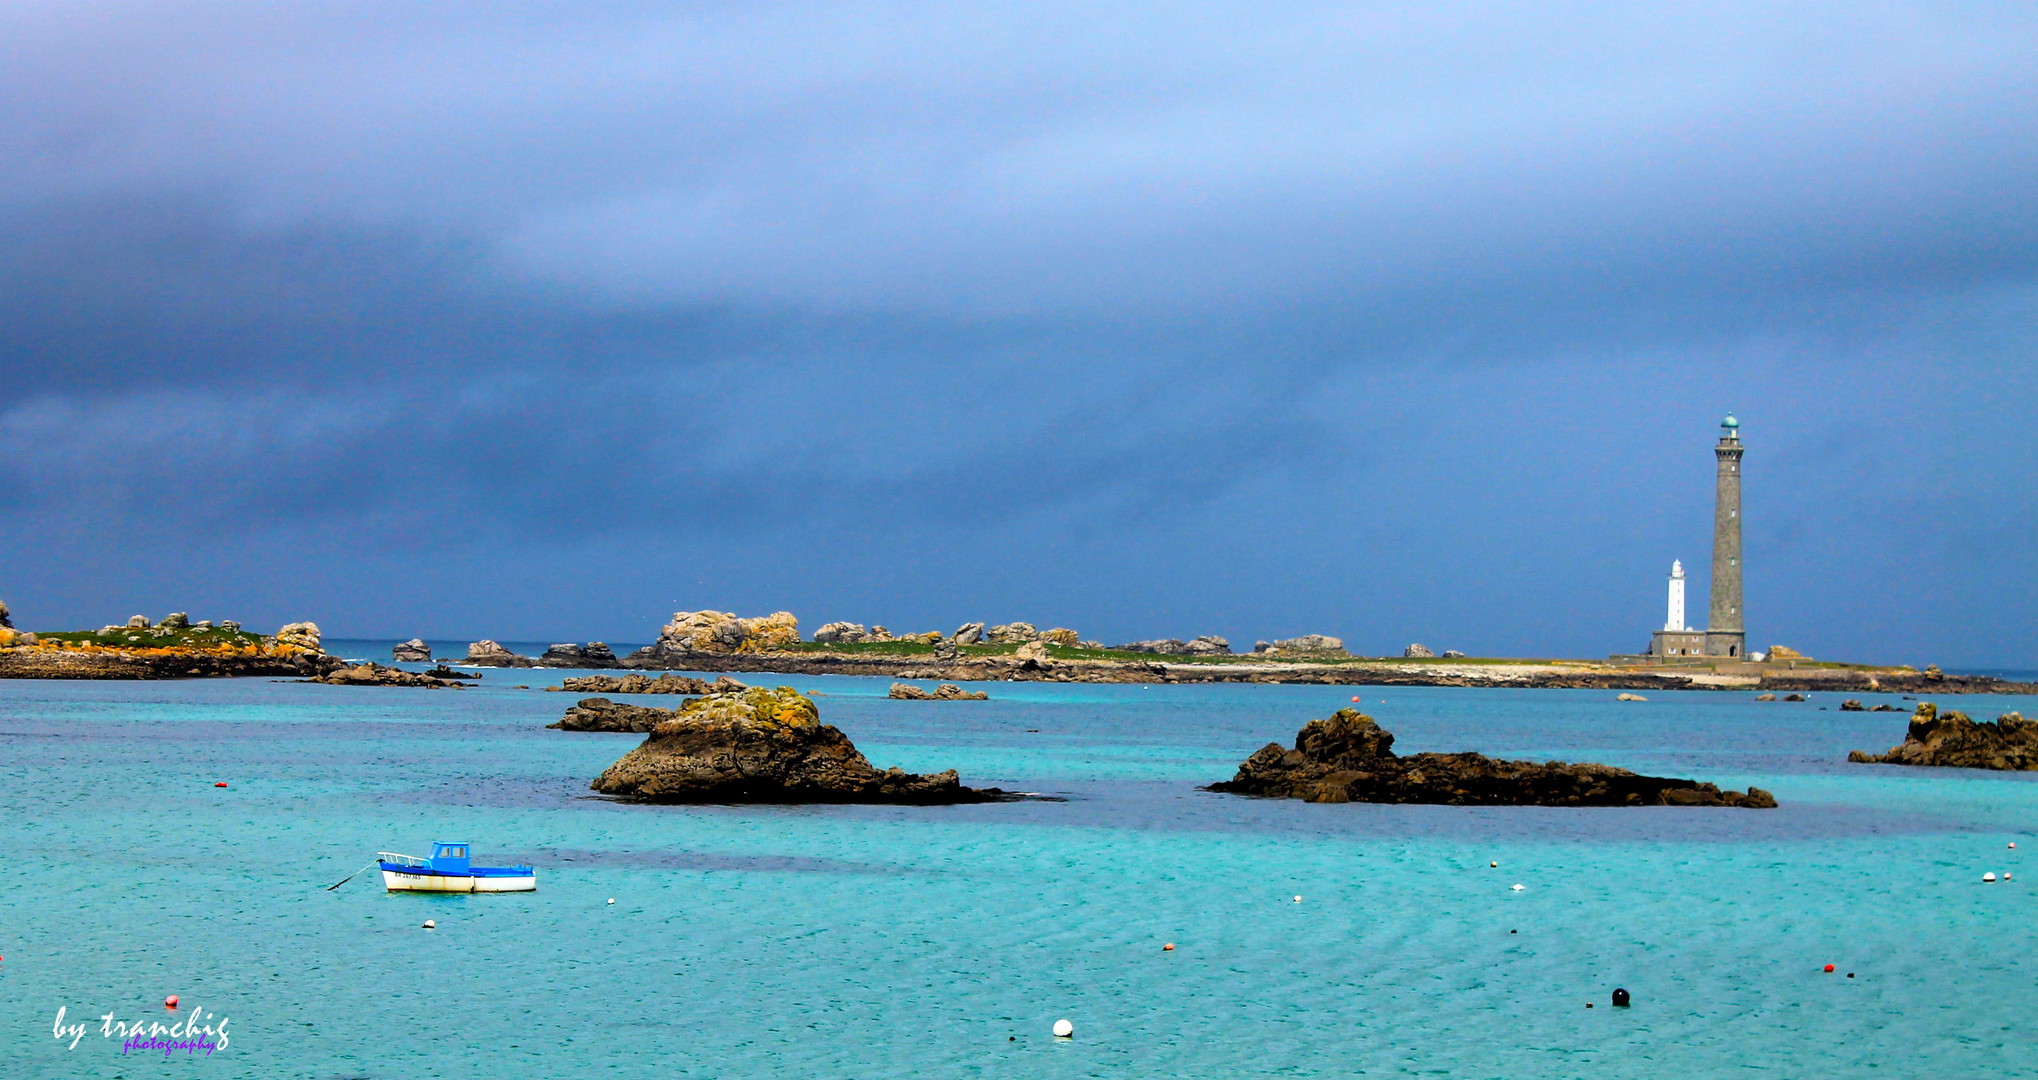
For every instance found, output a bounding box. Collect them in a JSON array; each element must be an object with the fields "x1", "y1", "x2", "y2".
[
  {"x1": 1646, "y1": 560, "x2": 1706, "y2": 658},
  {"x1": 1665, "y1": 560, "x2": 1687, "y2": 632}
]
